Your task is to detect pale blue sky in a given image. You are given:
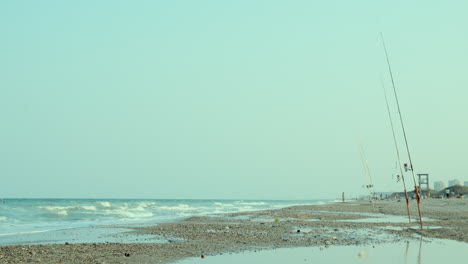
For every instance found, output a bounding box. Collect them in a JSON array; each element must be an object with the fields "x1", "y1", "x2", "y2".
[{"x1": 1, "y1": 0, "x2": 467, "y2": 199}]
